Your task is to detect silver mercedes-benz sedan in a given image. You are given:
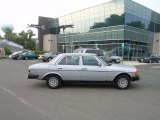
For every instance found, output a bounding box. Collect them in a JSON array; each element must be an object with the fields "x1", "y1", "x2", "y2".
[{"x1": 27, "y1": 53, "x2": 140, "y2": 90}]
